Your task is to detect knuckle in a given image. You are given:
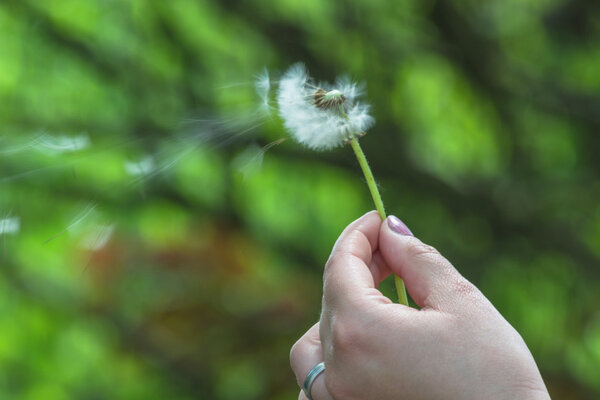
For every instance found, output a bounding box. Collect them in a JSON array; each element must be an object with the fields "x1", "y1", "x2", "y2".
[
  {"x1": 450, "y1": 279, "x2": 480, "y2": 300},
  {"x1": 325, "y1": 372, "x2": 356, "y2": 400},
  {"x1": 406, "y1": 241, "x2": 441, "y2": 261},
  {"x1": 323, "y1": 279, "x2": 343, "y2": 305},
  {"x1": 289, "y1": 337, "x2": 304, "y2": 368},
  {"x1": 325, "y1": 251, "x2": 347, "y2": 273},
  {"x1": 330, "y1": 316, "x2": 365, "y2": 357}
]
